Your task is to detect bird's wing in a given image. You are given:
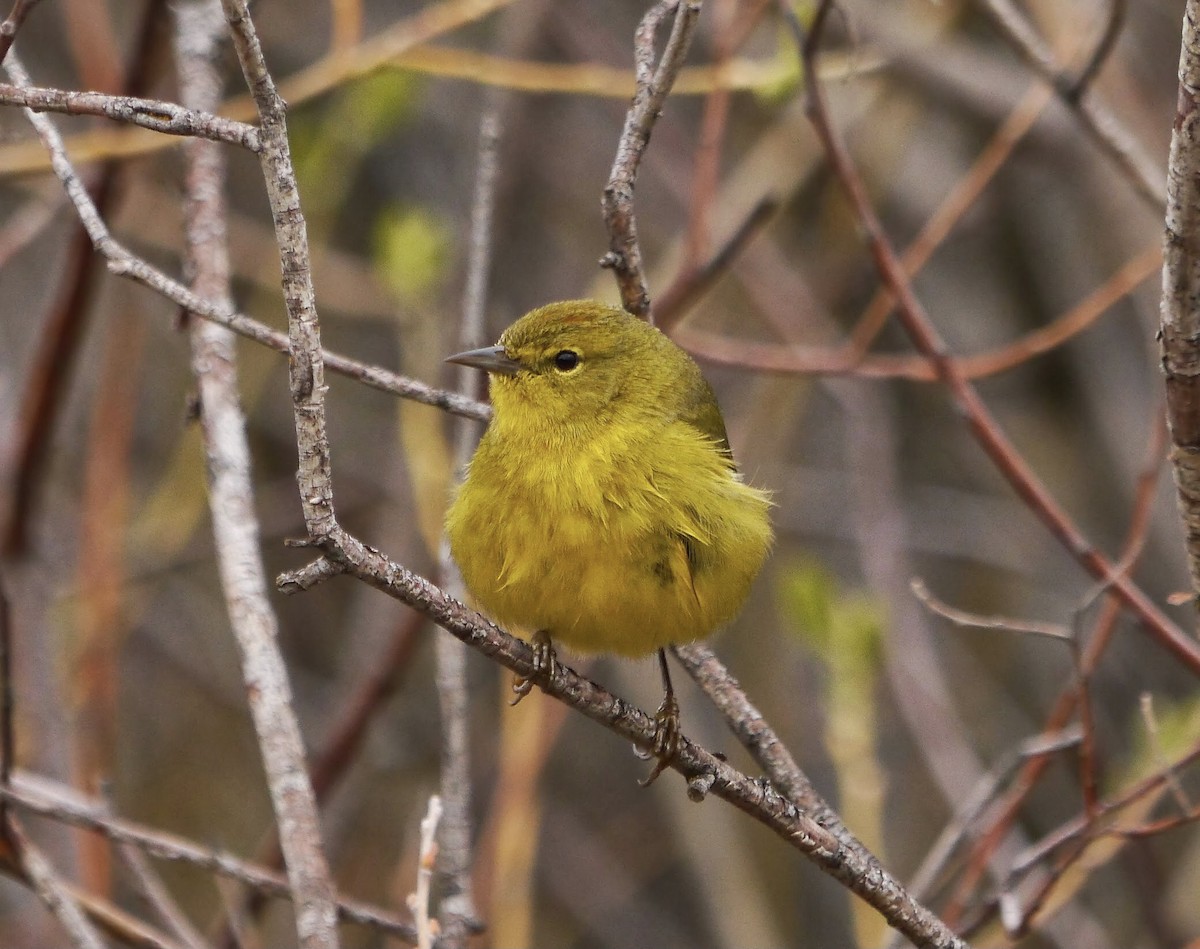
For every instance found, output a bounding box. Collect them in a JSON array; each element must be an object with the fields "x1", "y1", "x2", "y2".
[{"x1": 678, "y1": 375, "x2": 734, "y2": 462}]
